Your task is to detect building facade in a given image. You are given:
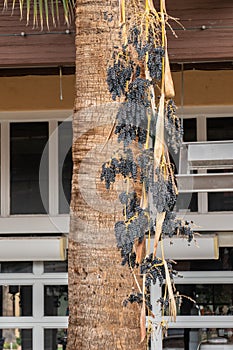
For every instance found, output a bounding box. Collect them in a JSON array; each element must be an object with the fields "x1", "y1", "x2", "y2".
[
  {"x1": 0, "y1": 0, "x2": 232, "y2": 349},
  {"x1": 0, "y1": 4, "x2": 75, "y2": 348},
  {"x1": 151, "y1": 70, "x2": 233, "y2": 350}
]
